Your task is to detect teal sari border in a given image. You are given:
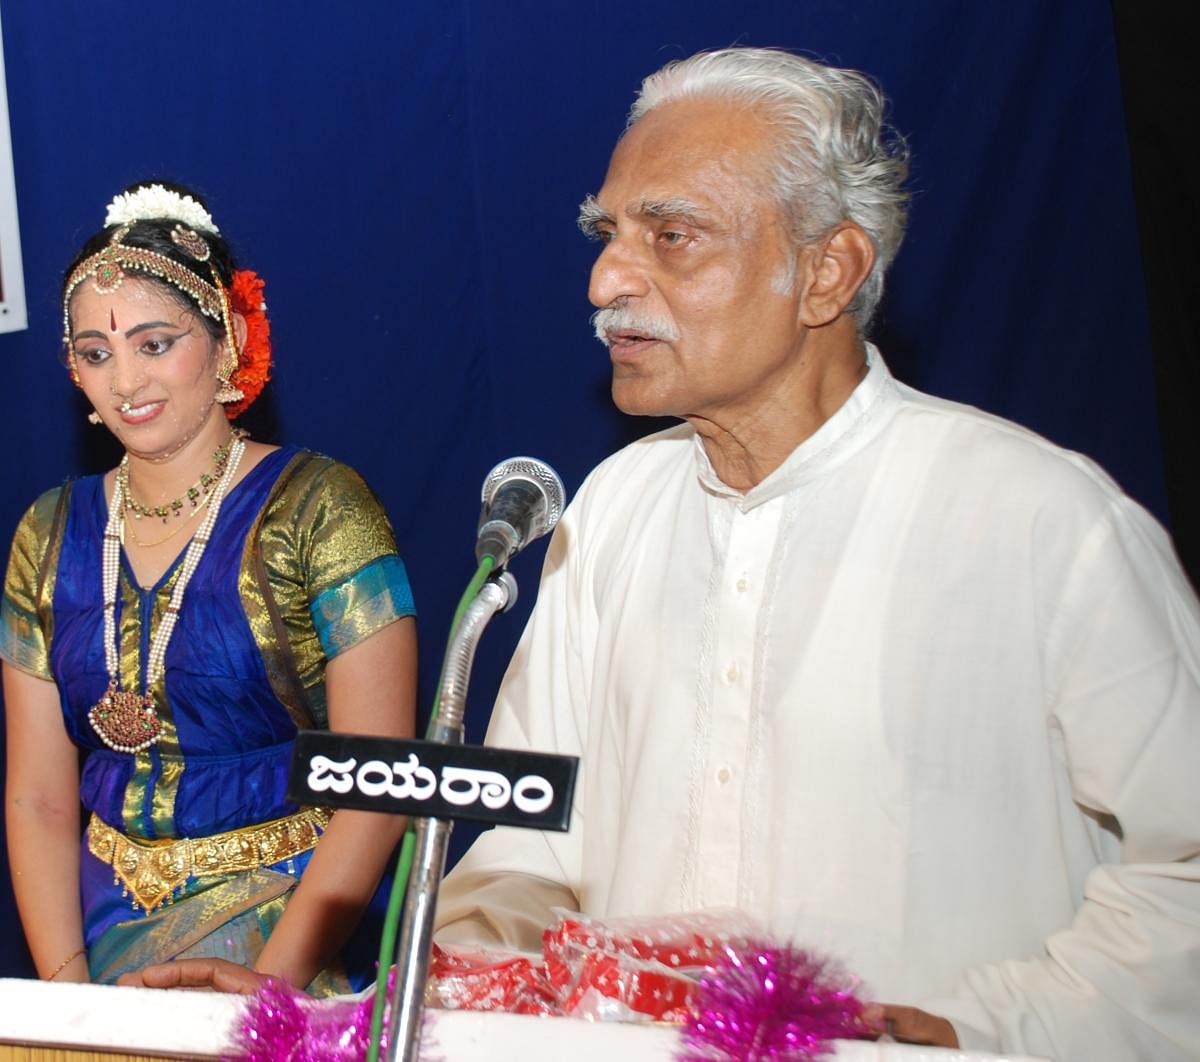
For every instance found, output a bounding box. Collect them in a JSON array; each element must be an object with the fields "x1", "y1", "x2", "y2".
[
  {"x1": 0, "y1": 596, "x2": 49, "y2": 677},
  {"x1": 310, "y1": 554, "x2": 415, "y2": 659}
]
